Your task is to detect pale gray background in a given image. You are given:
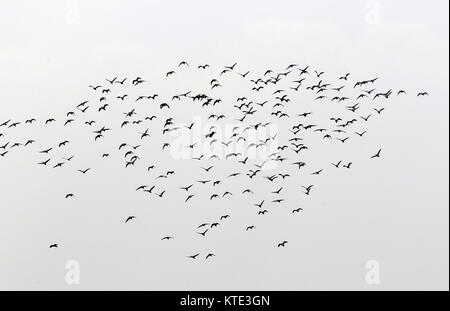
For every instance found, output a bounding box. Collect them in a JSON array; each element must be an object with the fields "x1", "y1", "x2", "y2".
[{"x1": 0, "y1": 0, "x2": 448, "y2": 290}]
